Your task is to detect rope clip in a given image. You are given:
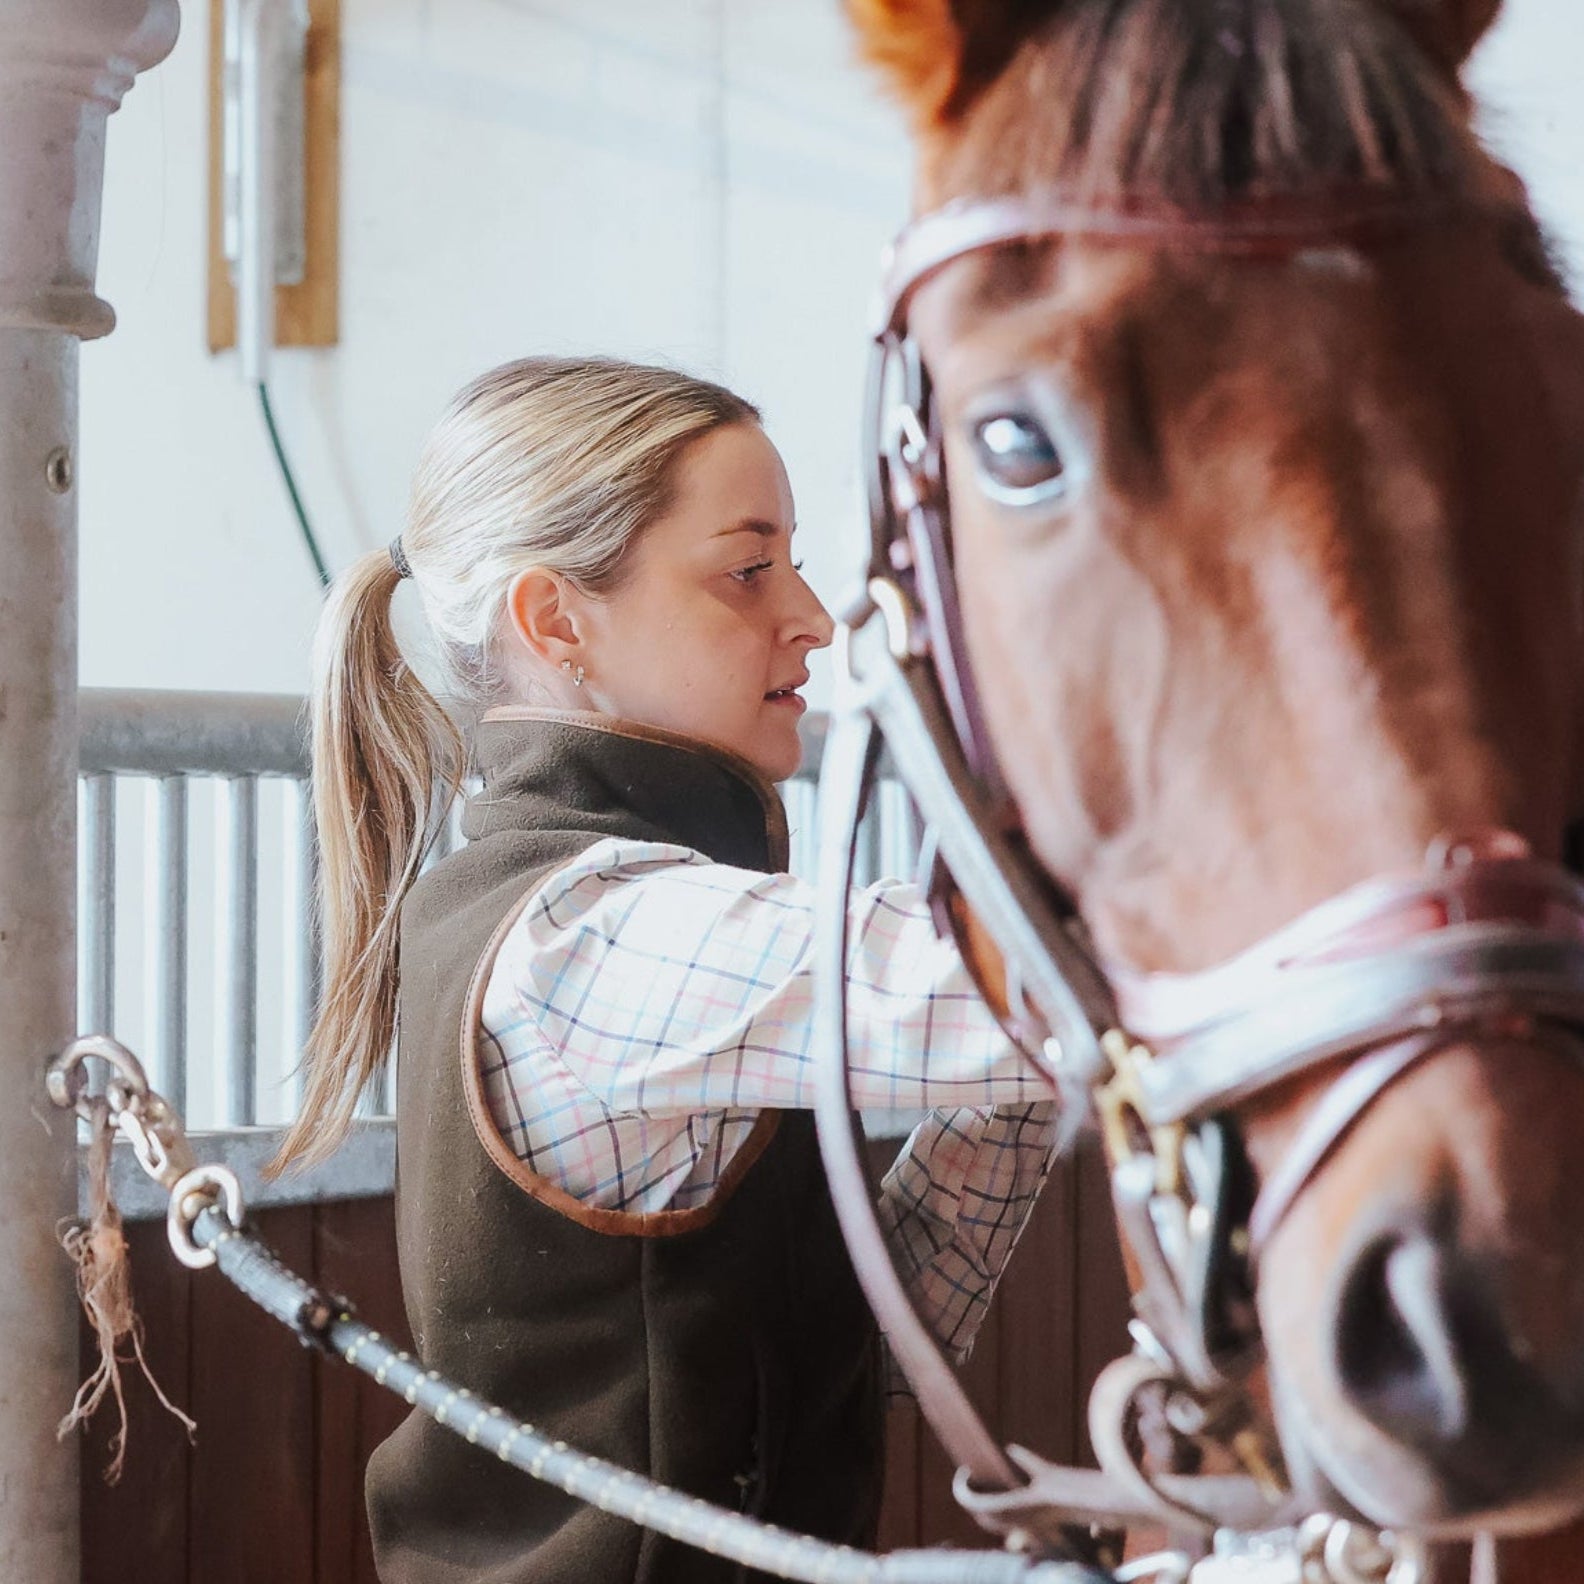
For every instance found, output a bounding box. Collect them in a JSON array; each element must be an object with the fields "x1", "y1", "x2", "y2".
[{"x1": 48, "y1": 1035, "x2": 244, "y2": 1264}]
